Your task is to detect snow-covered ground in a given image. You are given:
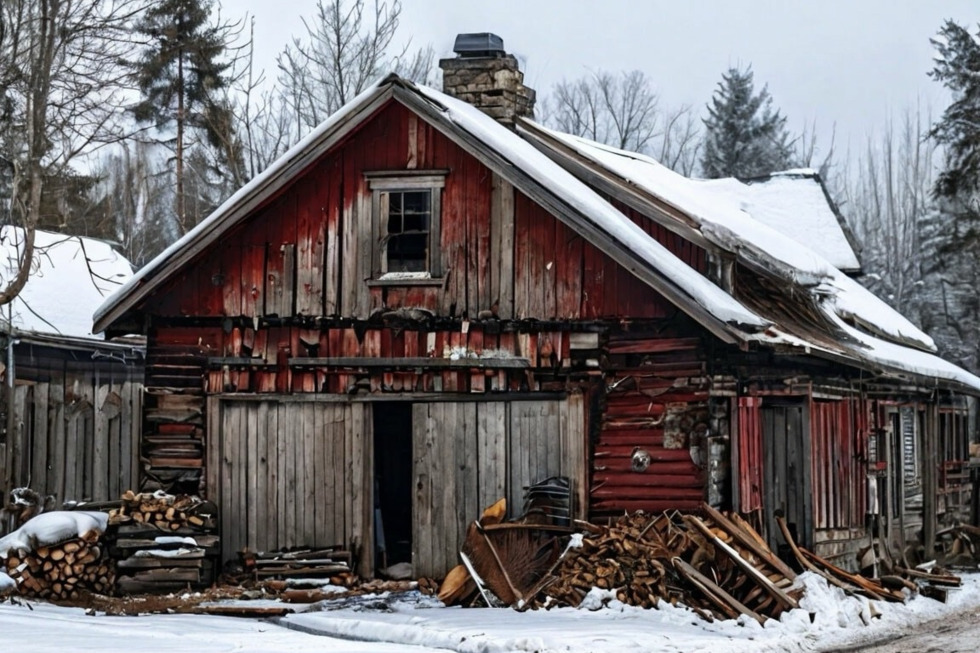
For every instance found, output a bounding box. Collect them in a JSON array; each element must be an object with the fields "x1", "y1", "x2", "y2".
[{"x1": 3, "y1": 571, "x2": 980, "y2": 653}]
